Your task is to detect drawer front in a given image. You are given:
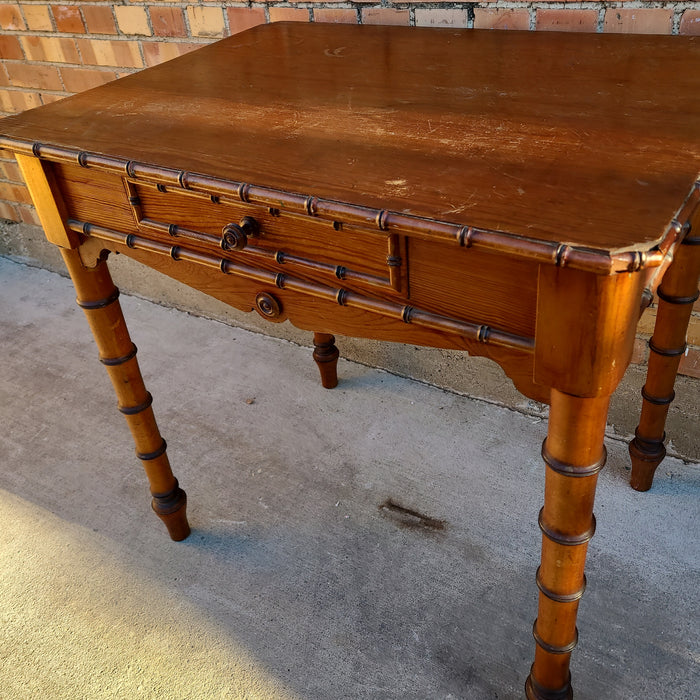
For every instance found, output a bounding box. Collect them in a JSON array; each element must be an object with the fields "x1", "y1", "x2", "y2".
[{"x1": 52, "y1": 161, "x2": 407, "y2": 298}]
